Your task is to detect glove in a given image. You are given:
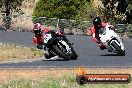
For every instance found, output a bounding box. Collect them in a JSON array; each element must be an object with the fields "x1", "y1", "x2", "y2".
[
  {"x1": 56, "y1": 30, "x2": 64, "y2": 36},
  {"x1": 108, "y1": 25, "x2": 115, "y2": 30},
  {"x1": 36, "y1": 44, "x2": 43, "y2": 49}
]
